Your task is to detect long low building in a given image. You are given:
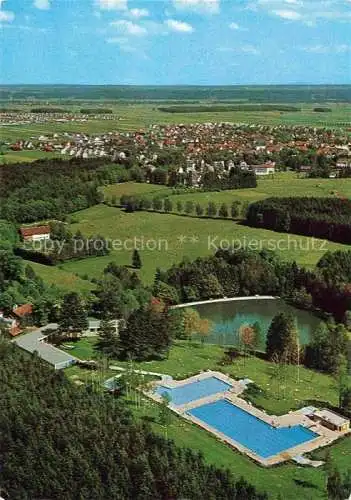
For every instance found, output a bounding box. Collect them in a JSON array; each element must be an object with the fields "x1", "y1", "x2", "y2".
[
  {"x1": 13, "y1": 324, "x2": 77, "y2": 370},
  {"x1": 13, "y1": 318, "x2": 122, "y2": 369}
]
